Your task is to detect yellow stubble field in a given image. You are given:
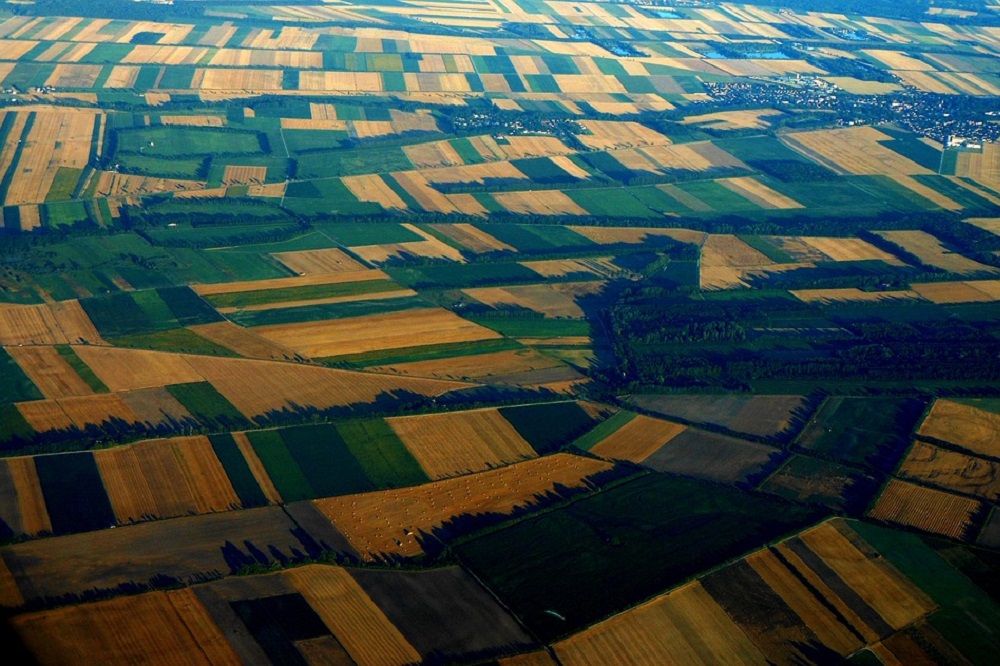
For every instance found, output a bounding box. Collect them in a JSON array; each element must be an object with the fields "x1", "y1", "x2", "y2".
[
  {"x1": 314, "y1": 454, "x2": 612, "y2": 559},
  {"x1": 387, "y1": 408, "x2": 538, "y2": 479}
]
